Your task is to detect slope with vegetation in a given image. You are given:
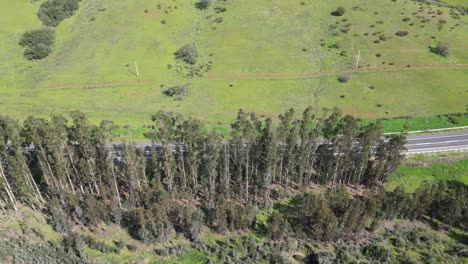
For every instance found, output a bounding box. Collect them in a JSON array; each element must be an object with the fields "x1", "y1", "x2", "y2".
[
  {"x1": 0, "y1": 107, "x2": 467, "y2": 263},
  {"x1": 0, "y1": 0, "x2": 466, "y2": 129},
  {"x1": 0, "y1": 0, "x2": 467, "y2": 261}
]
